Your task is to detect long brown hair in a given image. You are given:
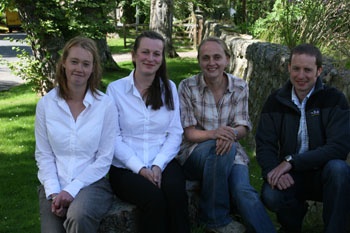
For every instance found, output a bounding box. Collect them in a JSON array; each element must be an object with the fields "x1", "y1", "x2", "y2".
[
  {"x1": 132, "y1": 31, "x2": 174, "y2": 110},
  {"x1": 55, "y1": 36, "x2": 102, "y2": 100}
]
